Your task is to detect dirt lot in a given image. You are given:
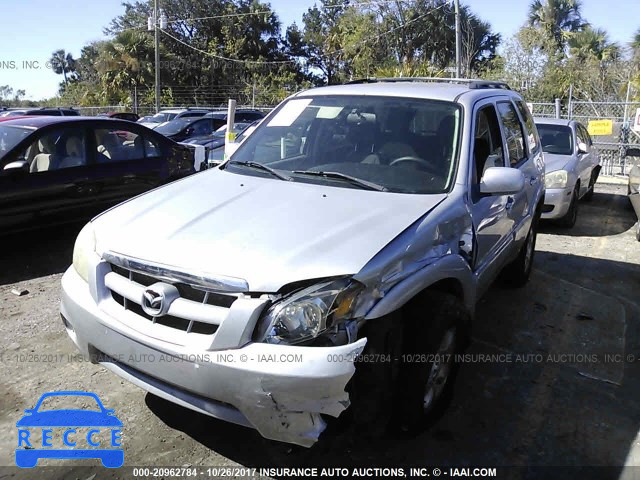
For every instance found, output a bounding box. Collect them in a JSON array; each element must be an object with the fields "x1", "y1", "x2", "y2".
[{"x1": 0, "y1": 180, "x2": 639, "y2": 479}]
